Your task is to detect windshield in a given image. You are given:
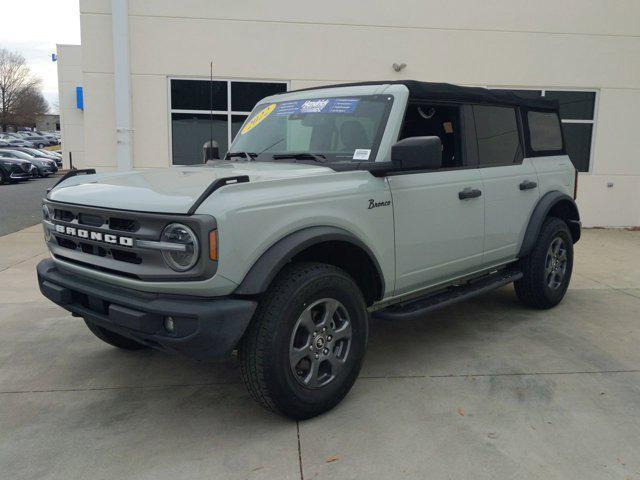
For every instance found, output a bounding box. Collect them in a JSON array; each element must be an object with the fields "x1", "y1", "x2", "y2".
[
  {"x1": 229, "y1": 94, "x2": 393, "y2": 163},
  {"x1": 4, "y1": 150, "x2": 33, "y2": 160}
]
